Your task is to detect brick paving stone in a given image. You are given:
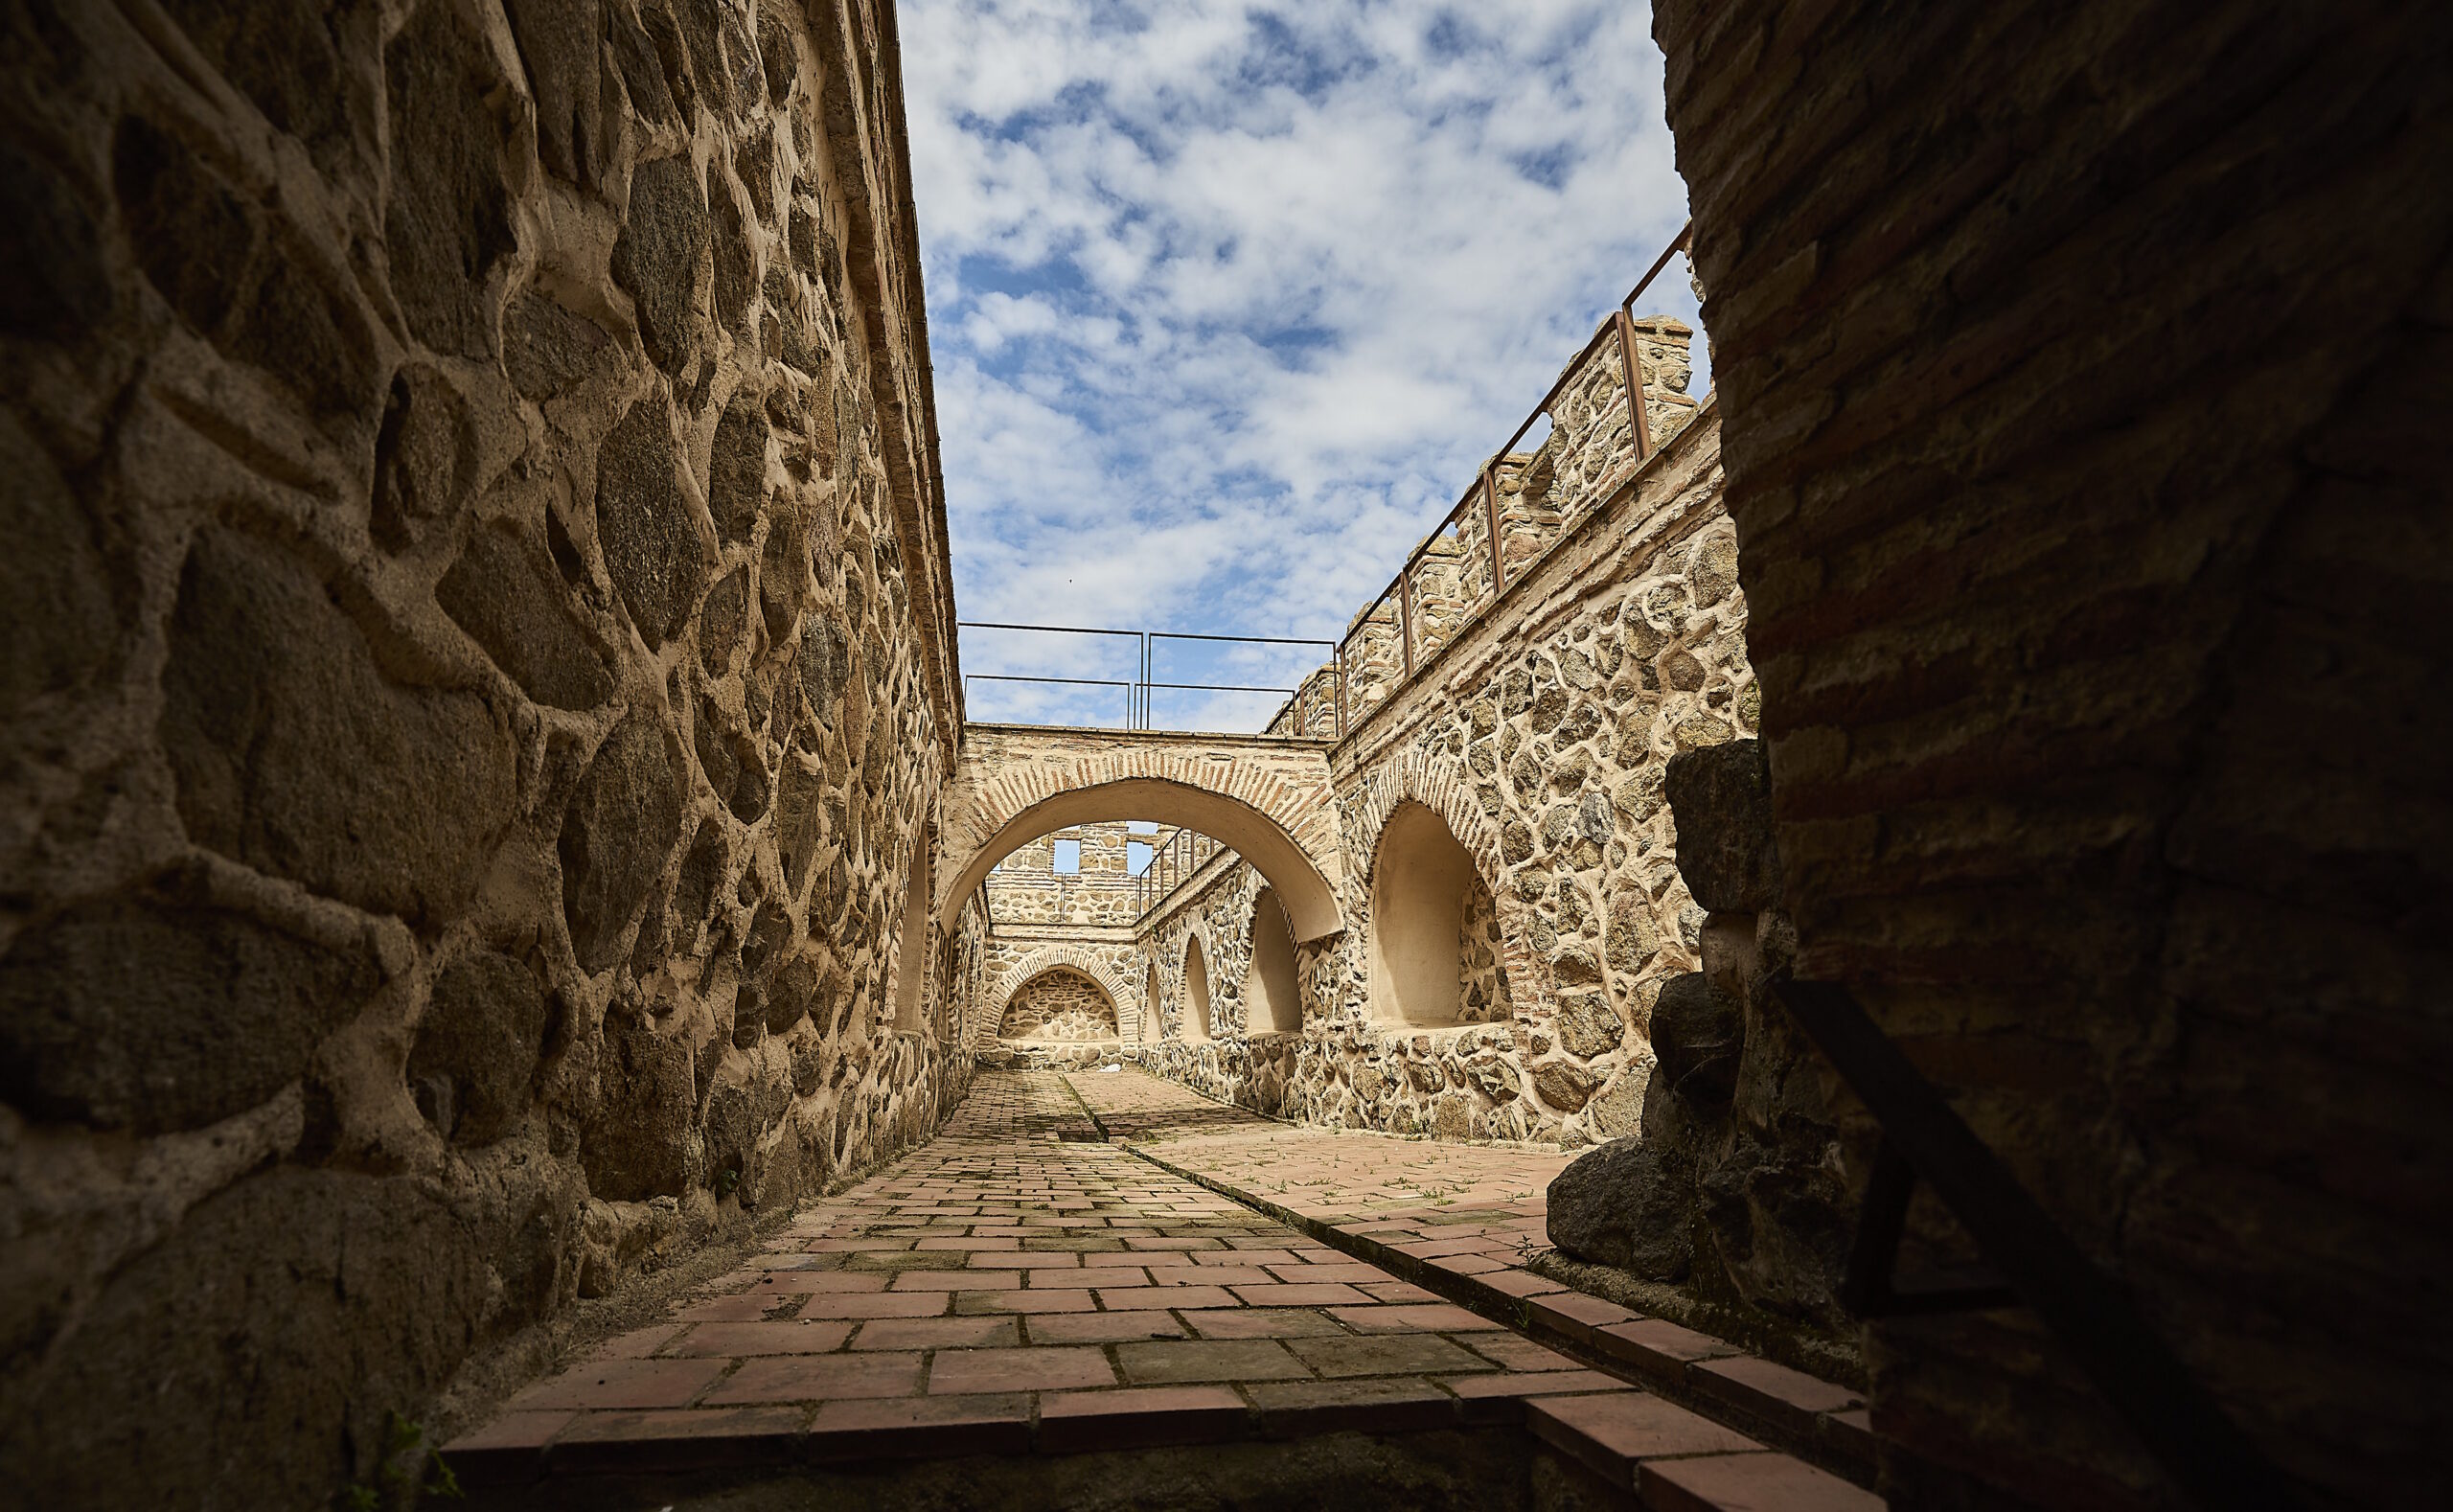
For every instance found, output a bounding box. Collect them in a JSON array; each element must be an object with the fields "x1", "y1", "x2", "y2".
[
  {"x1": 1286, "y1": 1333, "x2": 1495, "y2": 1379},
  {"x1": 1026, "y1": 1310, "x2": 1190, "y2": 1343},
  {"x1": 1183, "y1": 1308, "x2": 1351, "y2": 1340},
  {"x1": 1113, "y1": 1338, "x2": 1312, "y2": 1385},
  {"x1": 1328, "y1": 1303, "x2": 1502, "y2": 1333},
  {"x1": 852, "y1": 1316, "x2": 1020, "y2": 1351},
  {"x1": 508, "y1": 1358, "x2": 729, "y2": 1411},
  {"x1": 1529, "y1": 1389, "x2": 1762, "y2": 1468},
  {"x1": 1245, "y1": 1378, "x2": 1458, "y2": 1436},
  {"x1": 550, "y1": 1407, "x2": 806, "y2": 1473},
  {"x1": 808, "y1": 1394, "x2": 1034, "y2": 1460},
  {"x1": 1038, "y1": 1386, "x2": 1250, "y2": 1452},
  {"x1": 1691, "y1": 1355, "x2": 1864, "y2": 1436},
  {"x1": 665, "y1": 1320, "x2": 854, "y2": 1356},
  {"x1": 794, "y1": 1292, "x2": 953, "y2": 1319},
  {"x1": 704, "y1": 1351, "x2": 924, "y2": 1404},
  {"x1": 928, "y1": 1344, "x2": 1117, "y2": 1394},
  {"x1": 1640, "y1": 1451, "x2": 1885, "y2": 1511}
]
